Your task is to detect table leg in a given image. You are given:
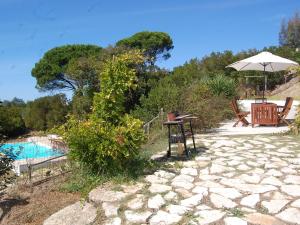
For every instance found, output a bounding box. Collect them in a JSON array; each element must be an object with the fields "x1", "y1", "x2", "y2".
[
  {"x1": 189, "y1": 120, "x2": 196, "y2": 151},
  {"x1": 179, "y1": 123, "x2": 189, "y2": 157},
  {"x1": 167, "y1": 125, "x2": 171, "y2": 157}
]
